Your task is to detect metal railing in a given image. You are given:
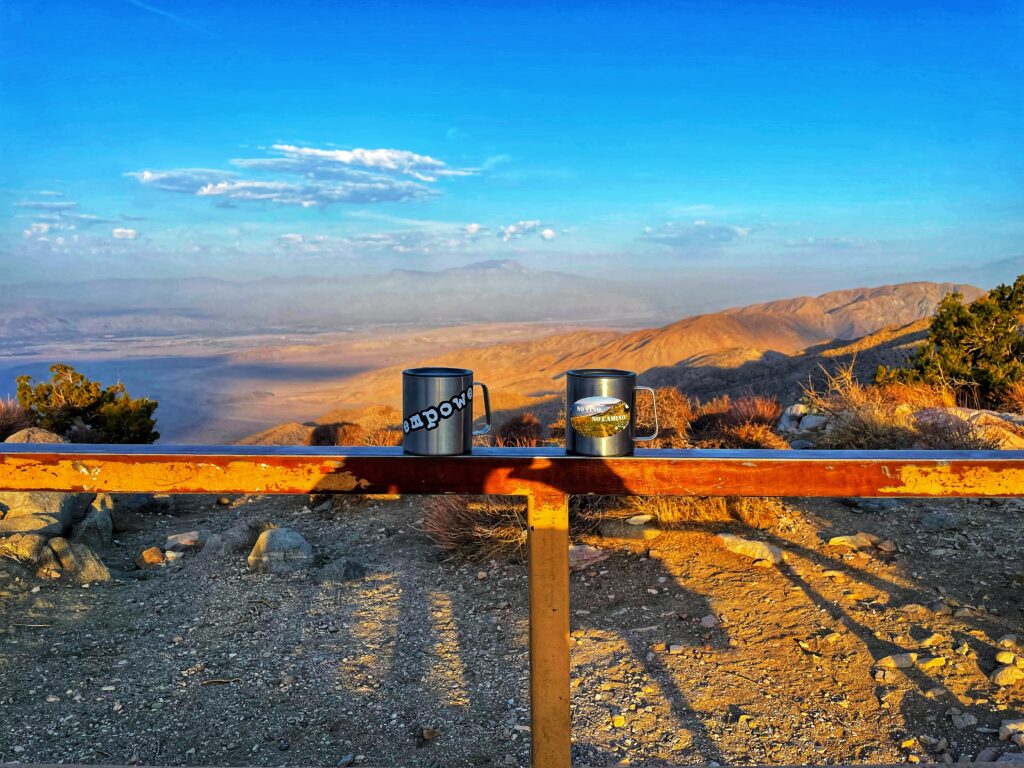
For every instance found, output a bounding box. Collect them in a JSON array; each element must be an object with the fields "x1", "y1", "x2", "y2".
[{"x1": 4, "y1": 444, "x2": 1024, "y2": 768}]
